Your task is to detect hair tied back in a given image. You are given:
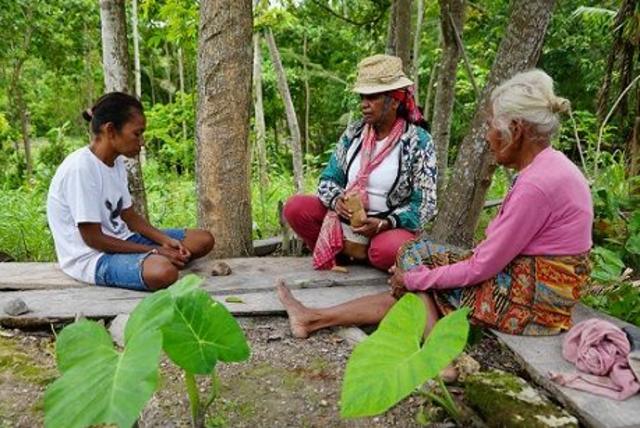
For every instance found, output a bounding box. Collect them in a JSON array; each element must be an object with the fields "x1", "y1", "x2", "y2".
[
  {"x1": 82, "y1": 108, "x2": 93, "y2": 122},
  {"x1": 550, "y1": 97, "x2": 570, "y2": 115}
]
